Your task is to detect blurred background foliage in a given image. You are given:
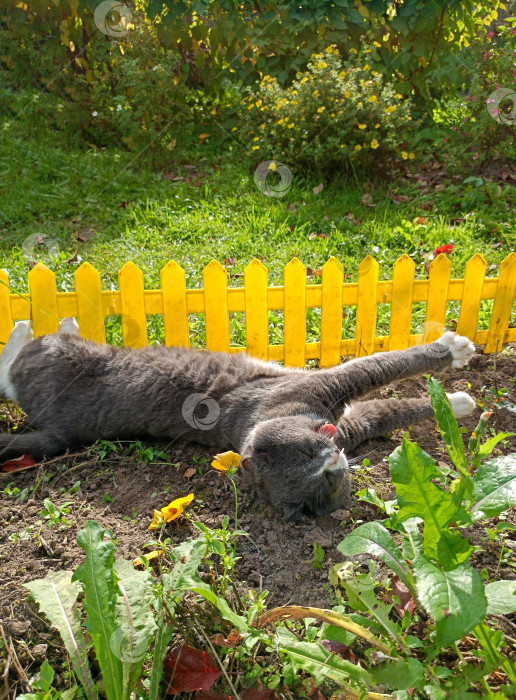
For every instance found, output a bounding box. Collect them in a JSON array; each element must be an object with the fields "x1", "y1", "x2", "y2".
[{"x1": 0, "y1": 0, "x2": 515, "y2": 170}]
